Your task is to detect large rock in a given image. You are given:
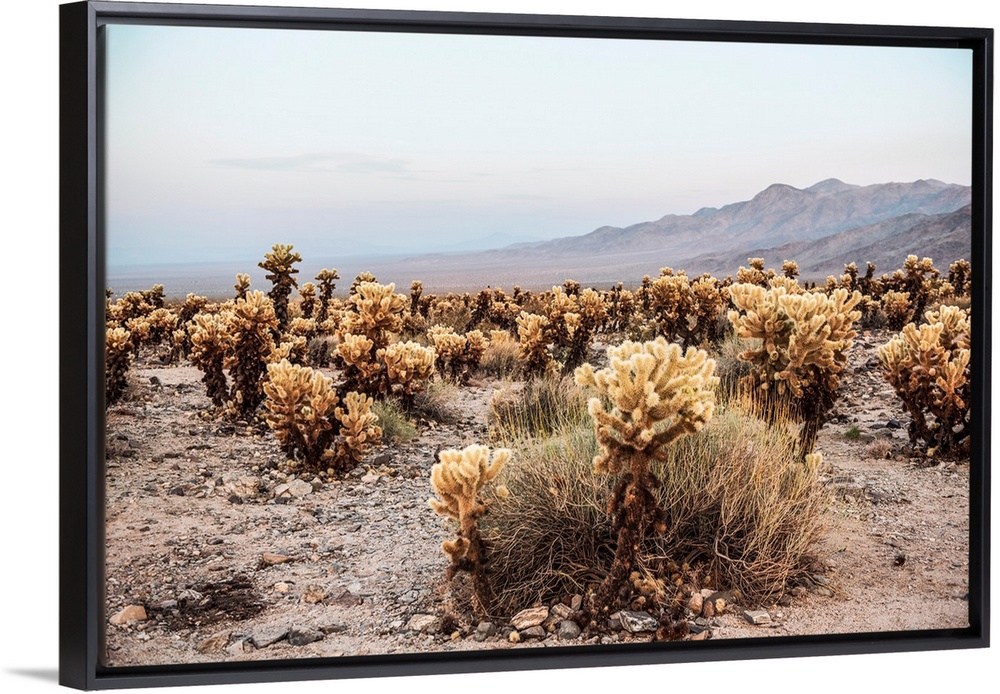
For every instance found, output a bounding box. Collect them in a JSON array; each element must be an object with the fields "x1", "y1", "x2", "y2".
[
  {"x1": 288, "y1": 478, "x2": 314, "y2": 497},
  {"x1": 250, "y1": 627, "x2": 288, "y2": 648},
  {"x1": 405, "y1": 614, "x2": 441, "y2": 634},
  {"x1": 109, "y1": 605, "x2": 147, "y2": 626},
  {"x1": 287, "y1": 626, "x2": 325, "y2": 646},
  {"x1": 619, "y1": 611, "x2": 659, "y2": 633},
  {"x1": 196, "y1": 632, "x2": 230, "y2": 653},
  {"x1": 744, "y1": 609, "x2": 772, "y2": 625},
  {"x1": 557, "y1": 620, "x2": 581, "y2": 641},
  {"x1": 510, "y1": 606, "x2": 549, "y2": 630}
]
